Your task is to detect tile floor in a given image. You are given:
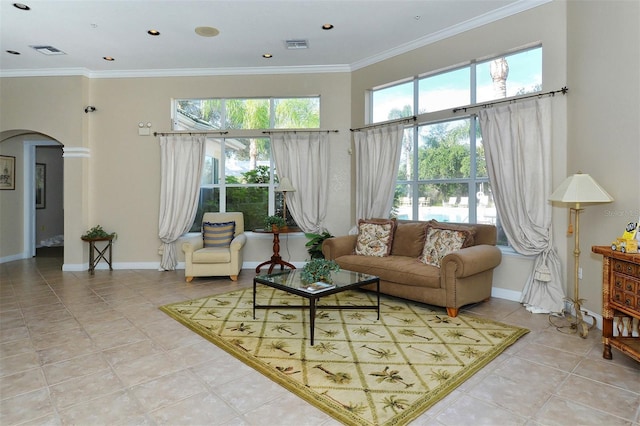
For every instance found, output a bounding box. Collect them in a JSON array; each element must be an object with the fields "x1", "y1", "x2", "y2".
[{"x1": 1, "y1": 252, "x2": 639, "y2": 426}]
